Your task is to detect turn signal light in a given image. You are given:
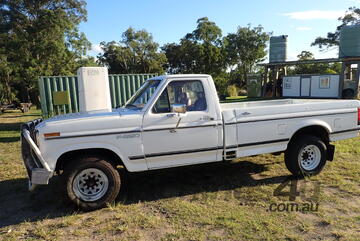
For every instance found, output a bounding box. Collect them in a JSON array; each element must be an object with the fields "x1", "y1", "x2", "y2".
[{"x1": 44, "y1": 132, "x2": 60, "y2": 138}]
